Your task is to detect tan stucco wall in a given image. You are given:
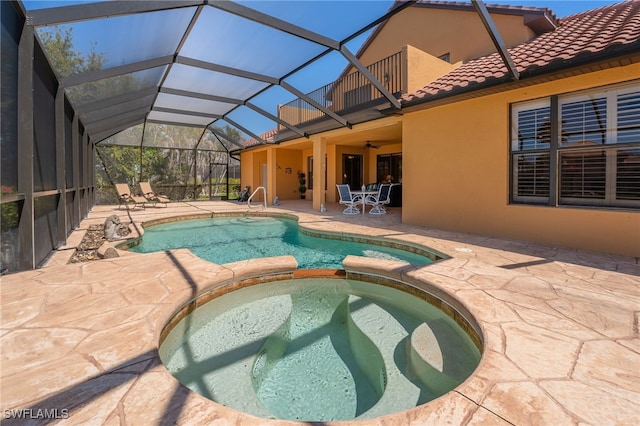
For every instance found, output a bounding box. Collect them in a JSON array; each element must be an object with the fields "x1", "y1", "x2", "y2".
[
  {"x1": 402, "y1": 65, "x2": 640, "y2": 257},
  {"x1": 404, "y1": 45, "x2": 458, "y2": 94},
  {"x1": 274, "y1": 149, "x2": 303, "y2": 200},
  {"x1": 356, "y1": 7, "x2": 535, "y2": 69}
]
